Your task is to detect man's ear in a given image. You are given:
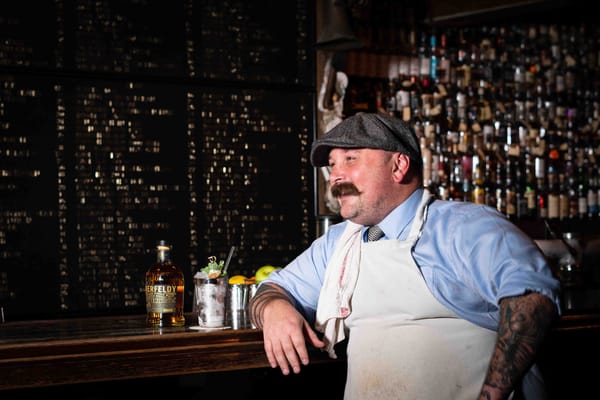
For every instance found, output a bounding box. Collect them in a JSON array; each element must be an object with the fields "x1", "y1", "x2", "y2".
[{"x1": 391, "y1": 153, "x2": 411, "y2": 183}]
